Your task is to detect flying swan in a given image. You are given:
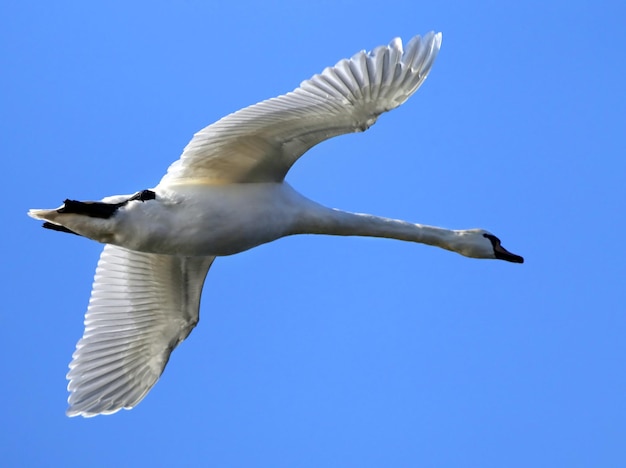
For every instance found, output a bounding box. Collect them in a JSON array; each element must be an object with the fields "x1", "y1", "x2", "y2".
[{"x1": 29, "y1": 32, "x2": 523, "y2": 417}]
